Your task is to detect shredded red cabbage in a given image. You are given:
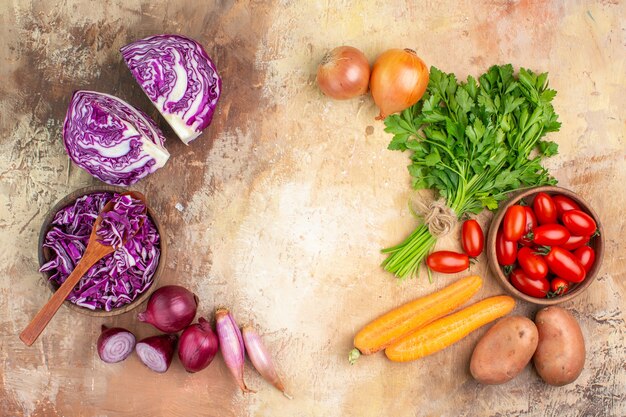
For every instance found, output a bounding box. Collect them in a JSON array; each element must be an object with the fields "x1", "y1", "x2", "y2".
[
  {"x1": 96, "y1": 194, "x2": 146, "y2": 250},
  {"x1": 40, "y1": 192, "x2": 160, "y2": 311}
]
